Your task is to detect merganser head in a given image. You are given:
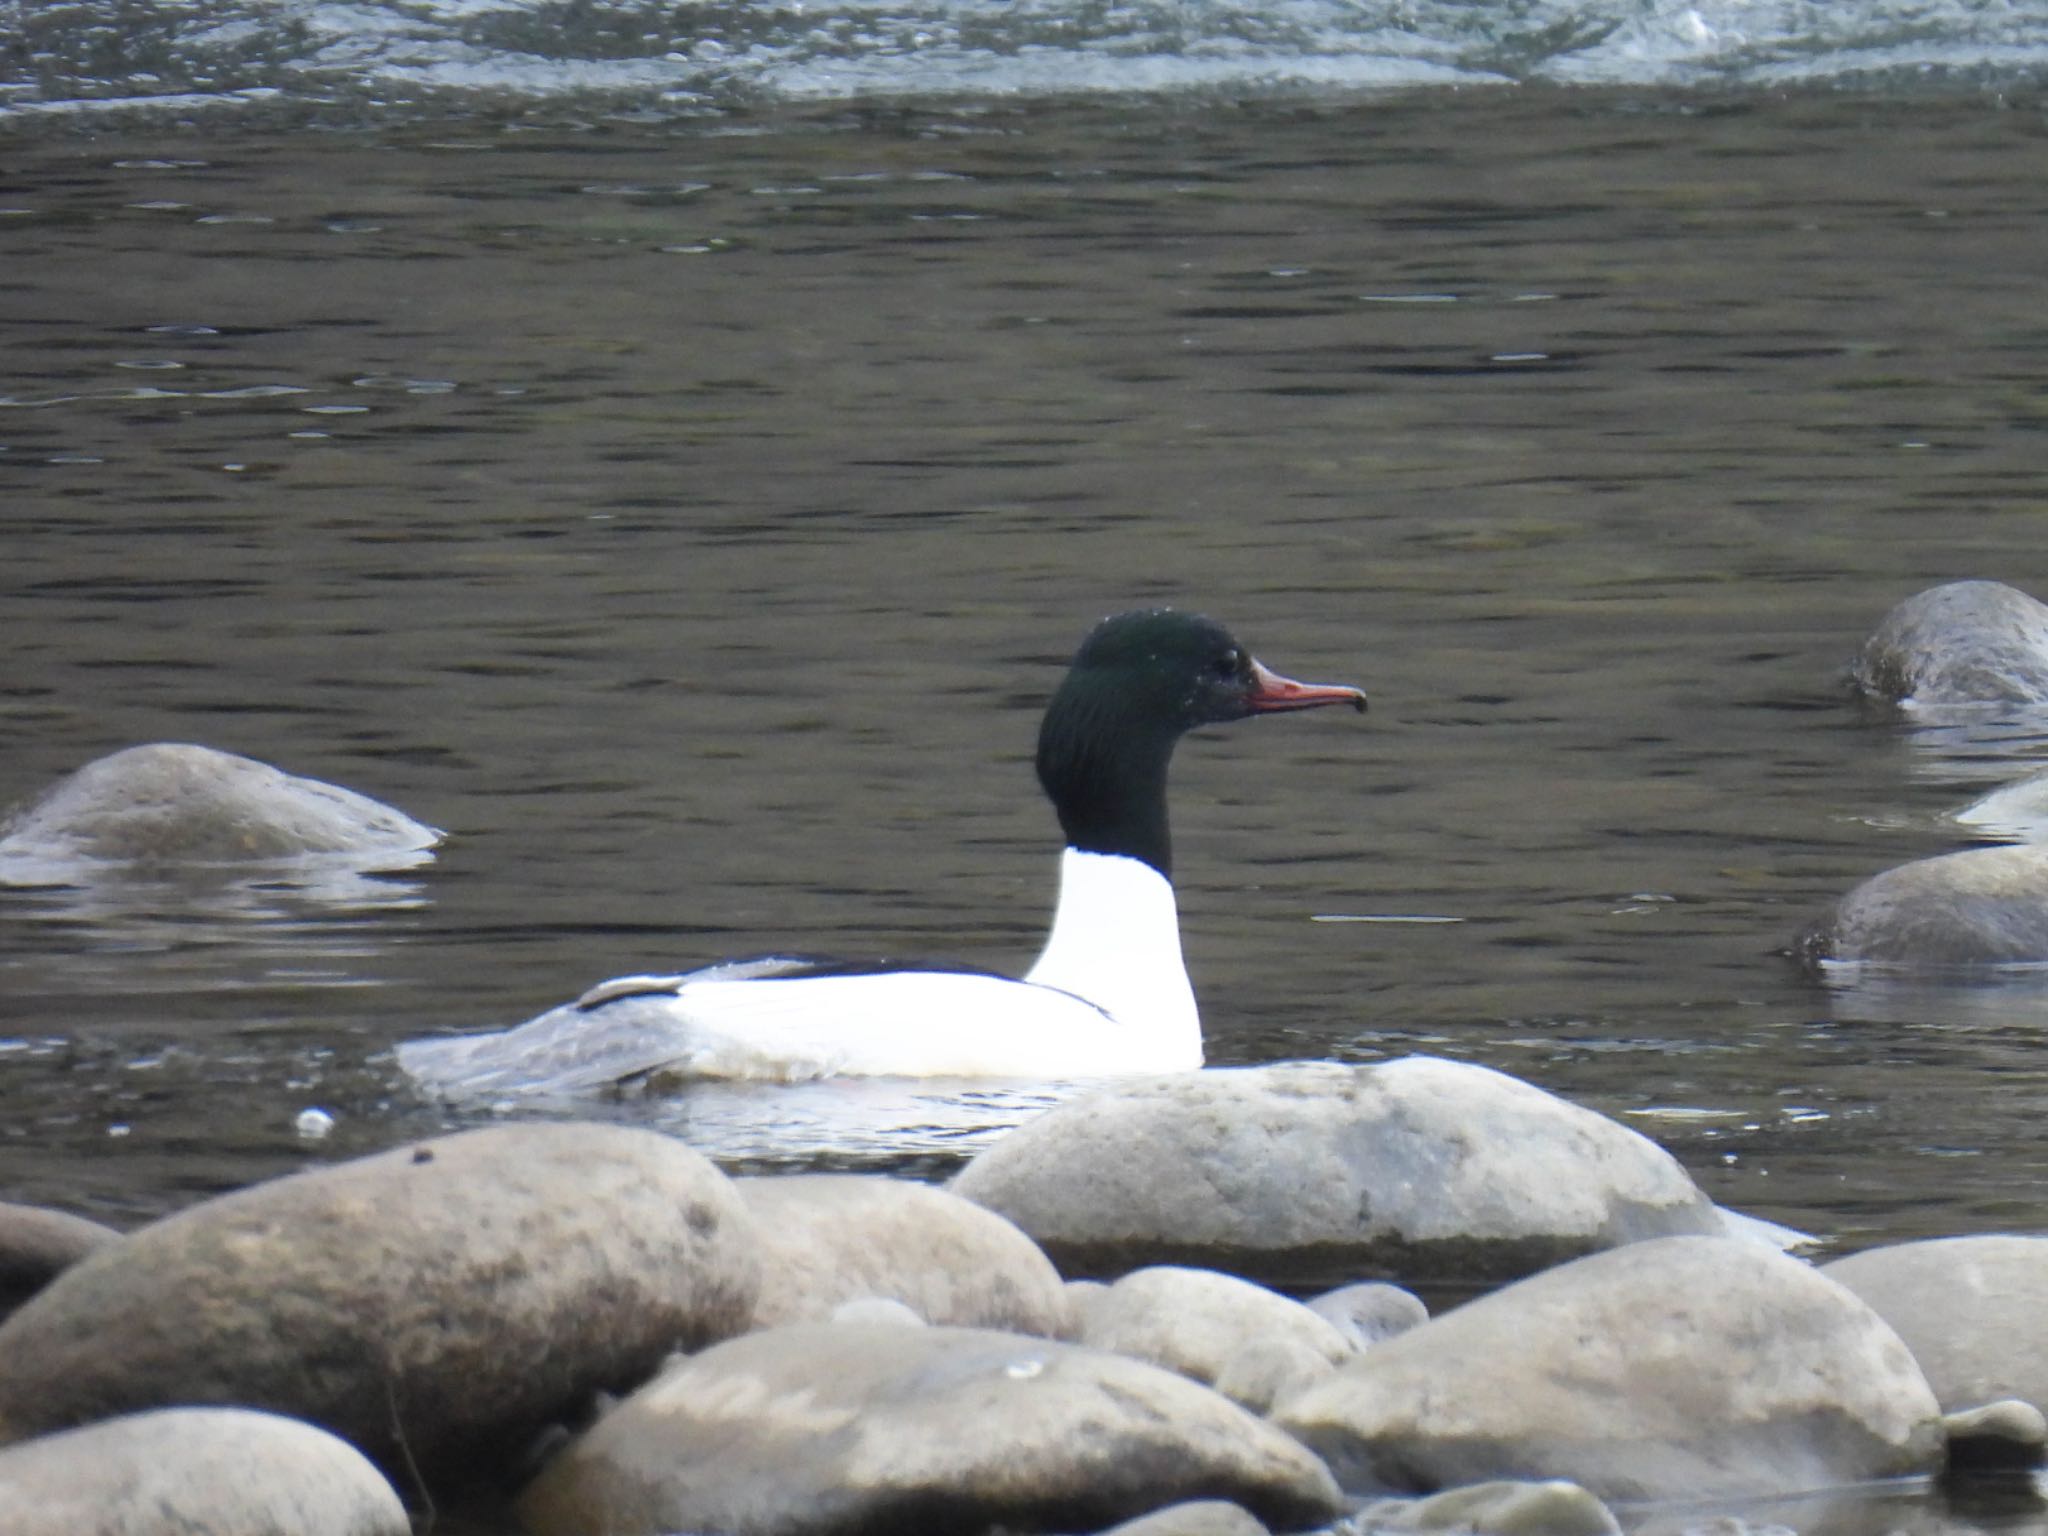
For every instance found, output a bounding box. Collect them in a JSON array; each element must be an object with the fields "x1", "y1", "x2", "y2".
[{"x1": 1036, "y1": 609, "x2": 1366, "y2": 878}]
